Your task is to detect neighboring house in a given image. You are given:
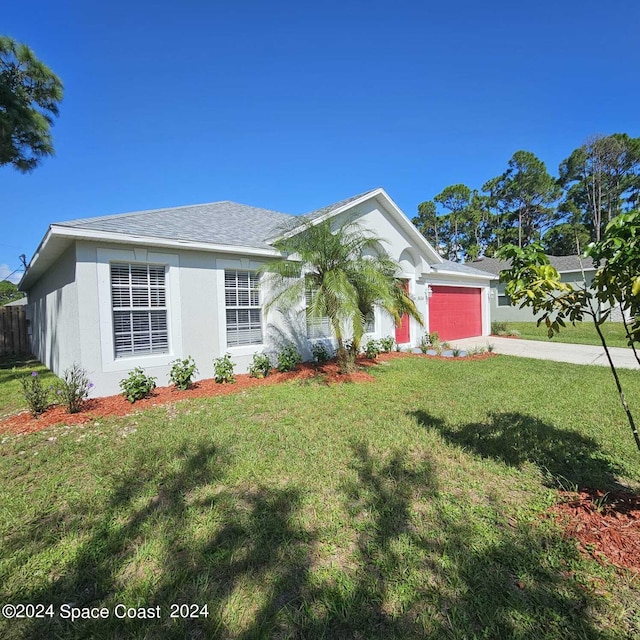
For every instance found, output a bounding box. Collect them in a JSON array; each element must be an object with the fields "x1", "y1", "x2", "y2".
[
  {"x1": 20, "y1": 188, "x2": 493, "y2": 397},
  {"x1": 471, "y1": 254, "x2": 602, "y2": 322}
]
